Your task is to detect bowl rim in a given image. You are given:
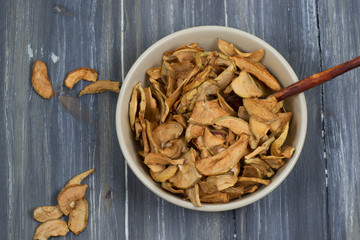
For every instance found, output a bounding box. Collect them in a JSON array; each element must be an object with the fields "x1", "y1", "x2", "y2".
[{"x1": 116, "y1": 25, "x2": 307, "y2": 212}]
